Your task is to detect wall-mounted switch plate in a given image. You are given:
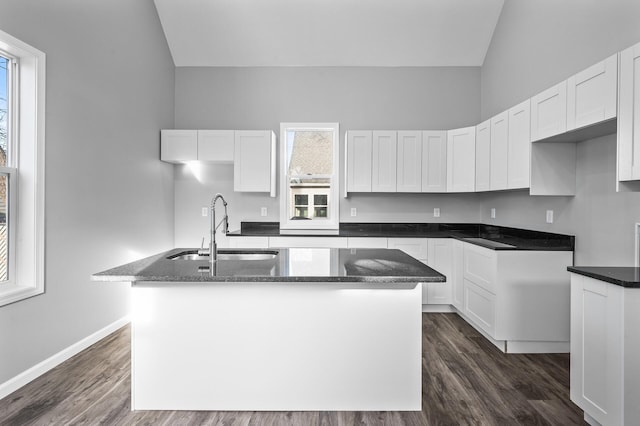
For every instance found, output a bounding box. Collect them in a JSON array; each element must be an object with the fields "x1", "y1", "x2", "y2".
[
  {"x1": 433, "y1": 208, "x2": 440, "y2": 218},
  {"x1": 546, "y1": 210, "x2": 554, "y2": 223},
  {"x1": 261, "y1": 207, "x2": 268, "y2": 217},
  {"x1": 350, "y1": 208, "x2": 357, "y2": 217},
  {"x1": 490, "y1": 208, "x2": 496, "y2": 219},
  {"x1": 201, "y1": 207, "x2": 208, "y2": 217}
]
